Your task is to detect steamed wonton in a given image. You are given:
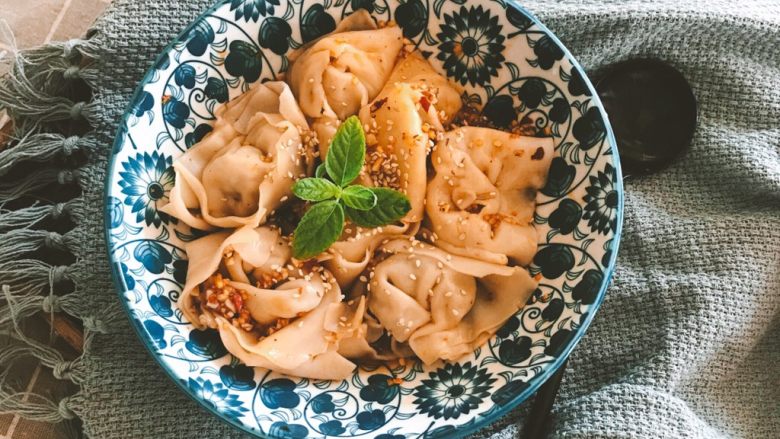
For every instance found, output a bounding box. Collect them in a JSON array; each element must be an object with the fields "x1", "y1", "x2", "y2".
[
  {"x1": 160, "y1": 81, "x2": 310, "y2": 230},
  {"x1": 178, "y1": 226, "x2": 363, "y2": 379},
  {"x1": 288, "y1": 11, "x2": 403, "y2": 151},
  {"x1": 358, "y1": 52, "x2": 462, "y2": 222},
  {"x1": 426, "y1": 127, "x2": 553, "y2": 265},
  {"x1": 364, "y1": 239, "x2": 536, "y2": 364}
]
